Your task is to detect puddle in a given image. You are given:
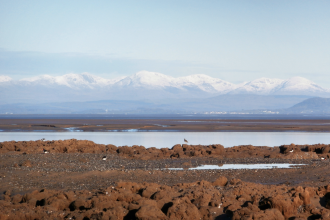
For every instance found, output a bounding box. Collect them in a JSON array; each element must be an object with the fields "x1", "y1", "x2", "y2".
[
  {"x1": 153, "y1": 124, "x2": 170, "y2": 127},
  {"x1": 64, "y1": 127, "x2": 83, "y2": 132},
  {"x1": 177, "y1": 121, "x2": 203, "y2": 123},
  {"x1": 167, "y1": 164, "x2": 306, "y2": 170},
  {"x1": 107, "y1": 129, "x2": 181, "y2": 132},
  {"x1": 121, "y1": 129, "x2": 139, "y2": 132},
  {"x1": 140, "y1": 130, "x2": 181, "y2": 132}
]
